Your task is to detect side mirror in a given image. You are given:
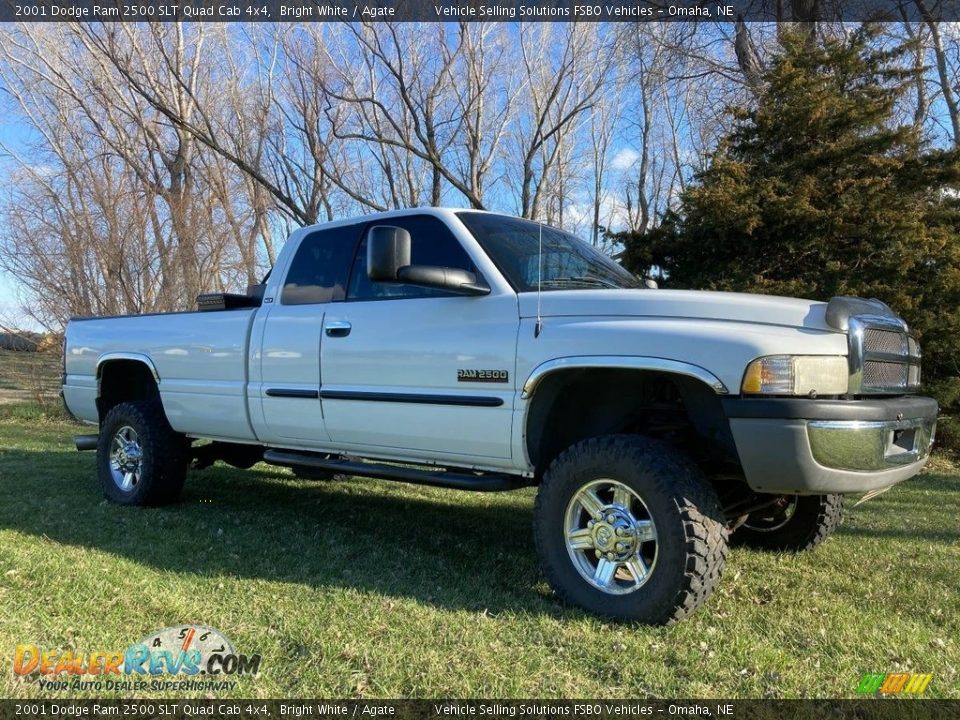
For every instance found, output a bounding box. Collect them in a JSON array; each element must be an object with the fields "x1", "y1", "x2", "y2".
[
  {"x1": 366, "y1": 224, "x2": 489, "y2": 296},
  {"x1": 367, "y1": 225, "x2": 411, "y2": 282},
  {"x1": 397, "y1": 266, "x2": 489, "y2": 296}
]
